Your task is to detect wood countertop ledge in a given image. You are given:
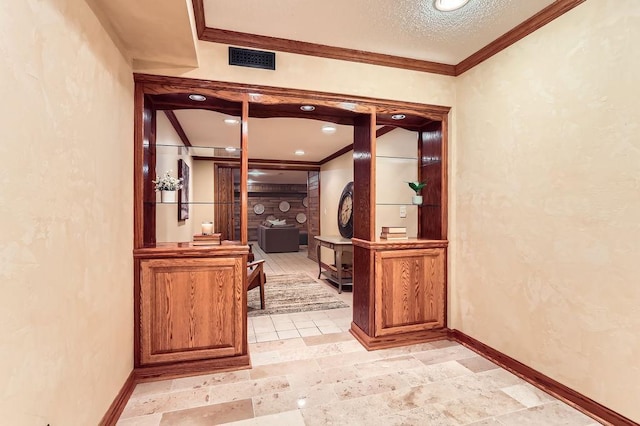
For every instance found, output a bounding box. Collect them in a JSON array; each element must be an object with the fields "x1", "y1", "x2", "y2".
[
  {"x1": 351, "y1": 238, "x2": 448, "y2": 250},
  {"x1": 134, "y1": 242, "x2": 250, "y2": 258}
]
